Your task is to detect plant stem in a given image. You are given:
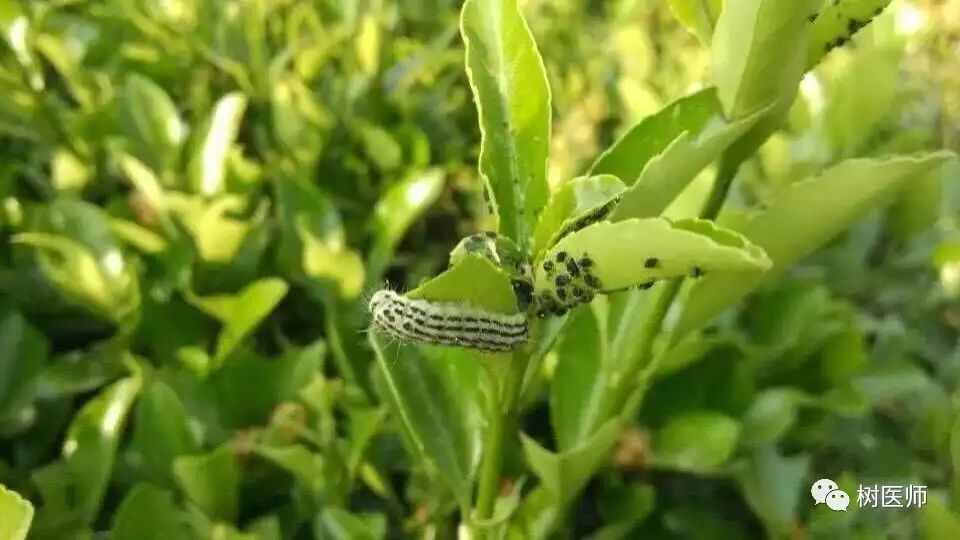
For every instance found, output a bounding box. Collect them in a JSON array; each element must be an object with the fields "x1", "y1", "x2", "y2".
[
  {"x1": 473, "y1": 345, "x2": 530, "y2": 534},
  {"x1": 617, "y1": 154, "x2": 743, "y2": 417},
  {"x1": 474, "y1": 386, "x2": 505, "y2": 524}
]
